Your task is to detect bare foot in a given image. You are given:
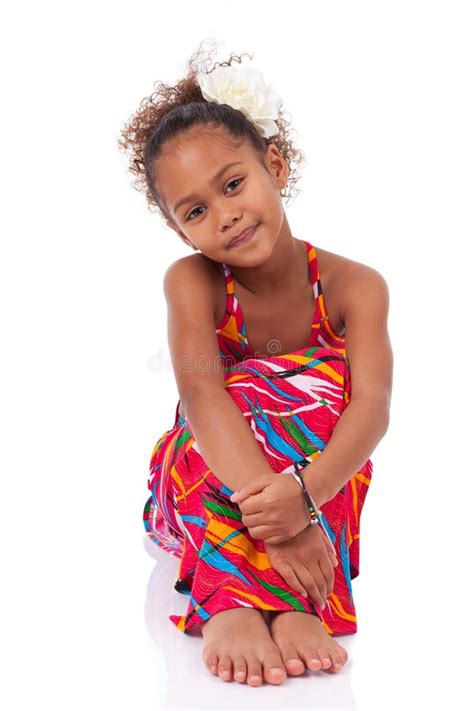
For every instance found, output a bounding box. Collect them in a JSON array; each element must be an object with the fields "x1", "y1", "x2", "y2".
[
  {"x1": 201, "y1": 607, "x2": 288, "y2": 686},
  {"x1": 269, "y1": 611, "x2": 349, "y2": 675}
]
